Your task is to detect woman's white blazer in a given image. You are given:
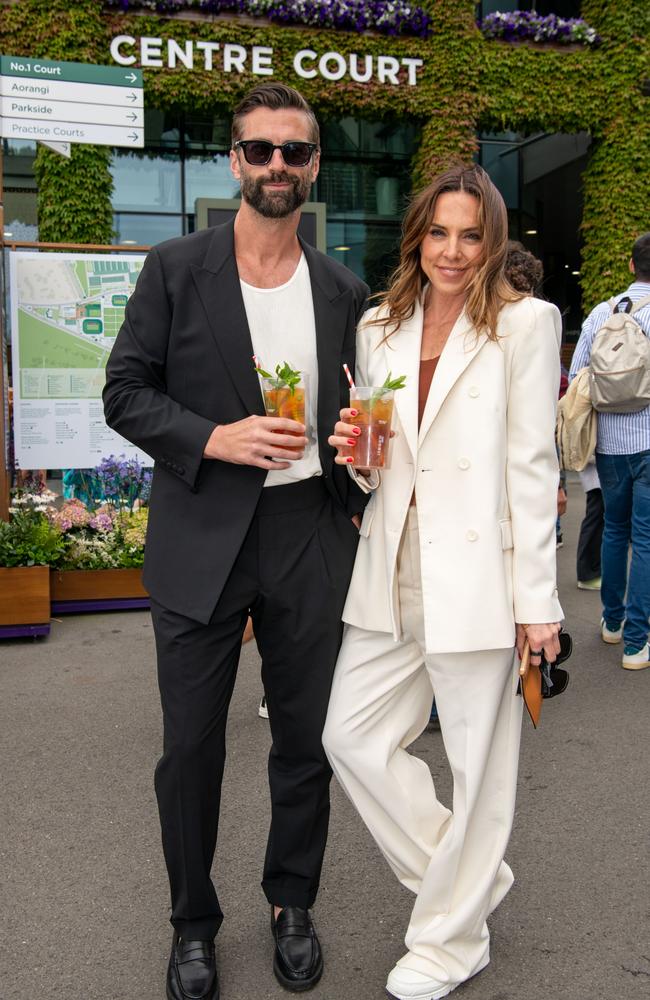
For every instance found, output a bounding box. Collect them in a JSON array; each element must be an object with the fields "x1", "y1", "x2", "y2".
[{"x1": 343, "y1": 294, "x2": 564, "y2": 654}]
